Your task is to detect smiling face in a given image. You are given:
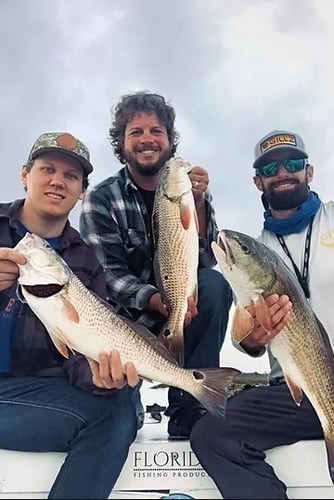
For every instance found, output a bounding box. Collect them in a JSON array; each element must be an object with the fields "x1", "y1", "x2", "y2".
[
  {"x1": 253, "y1": 149, "x2": 314, "y2": 216},
  {"x1": 123, "y1": 111, "x2": 172, "y2": 178},
  {"x1": 21, "y1": 151, "x2": 86, "y2": 233}
]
